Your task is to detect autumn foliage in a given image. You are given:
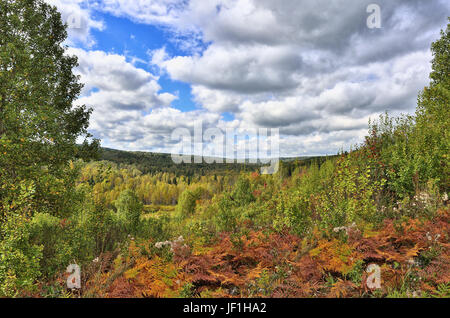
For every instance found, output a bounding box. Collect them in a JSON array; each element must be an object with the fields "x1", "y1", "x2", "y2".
[{"x1": 81, "y1": 208, "x2": 449, "y2": 298}]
